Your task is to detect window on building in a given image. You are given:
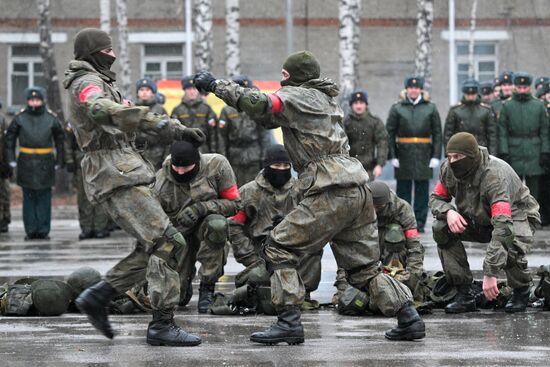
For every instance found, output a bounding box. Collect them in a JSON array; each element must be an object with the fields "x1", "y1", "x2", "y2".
[
  {"x1": 142, "y1": 44, "x2": 185, "y2": 80},
  {"x1": 456, "y1": 42, "x2": 497, "y2": 96},
  {"x1": 9, "y1": 45, "x2": 46, "y2": 106}
]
